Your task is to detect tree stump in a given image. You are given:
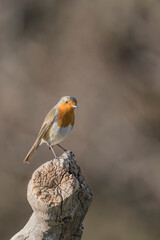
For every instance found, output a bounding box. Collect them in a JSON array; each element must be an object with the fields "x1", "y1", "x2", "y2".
[{"x1": 11, "y1": 151, "x2": 92, "y2": 240}]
